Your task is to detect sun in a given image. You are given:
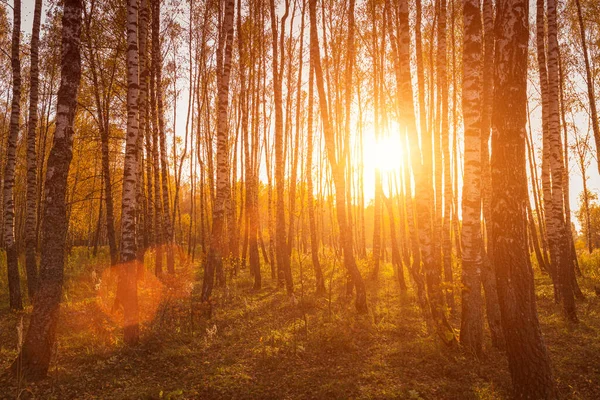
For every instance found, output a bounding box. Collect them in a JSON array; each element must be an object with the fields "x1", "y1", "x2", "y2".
[
  {"x1": 361, "y1": 131, "x2": 404, "y2": 199},
  {"x1": 362, "y1": 132, "x2": 404, "y2": 174}
]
